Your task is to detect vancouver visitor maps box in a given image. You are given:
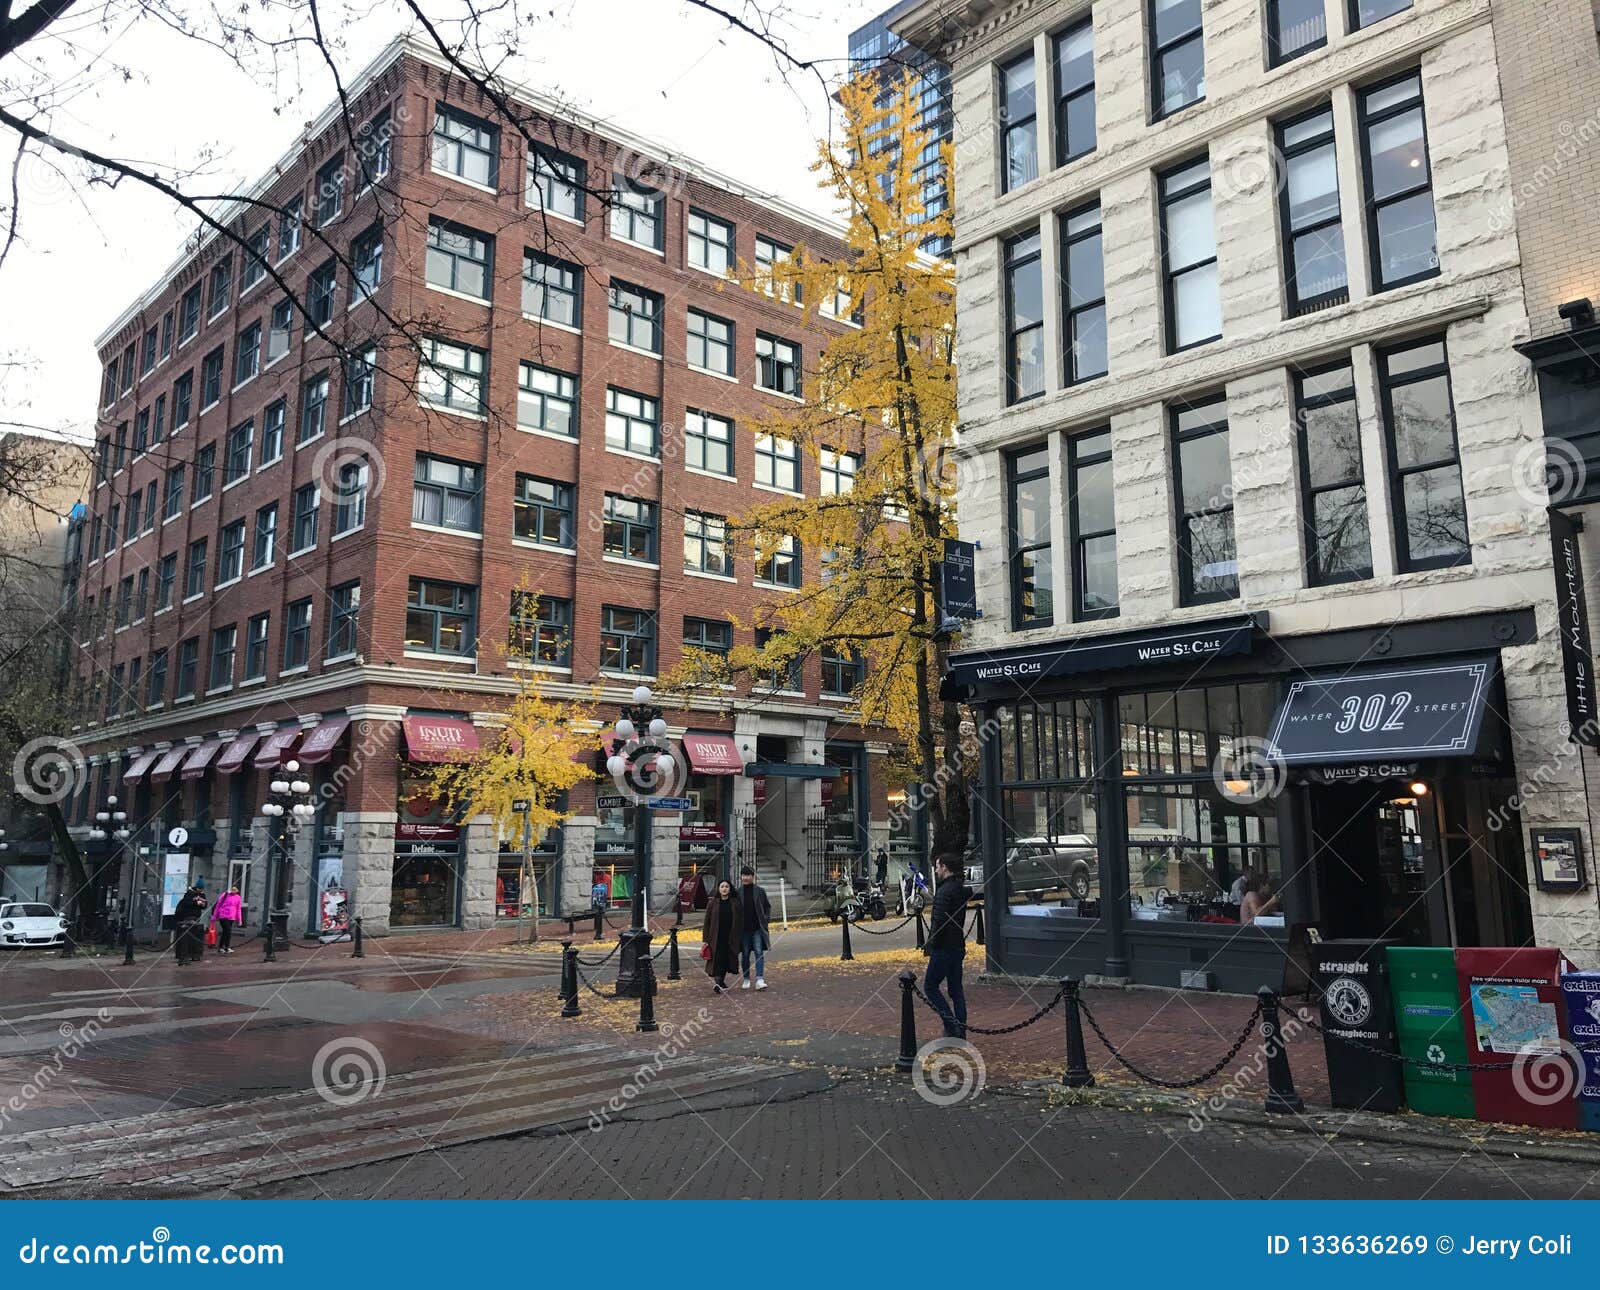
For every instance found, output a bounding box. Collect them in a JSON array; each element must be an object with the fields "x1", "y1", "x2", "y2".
[{"x1": 1456, "y1": 946, "x2": 1577, "y2": 1130}]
